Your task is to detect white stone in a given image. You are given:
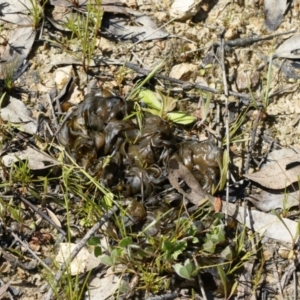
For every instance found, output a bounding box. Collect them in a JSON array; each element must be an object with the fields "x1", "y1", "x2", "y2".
[
  {"x1": 170, "y1": 0, "x2": 202, "y2": 21},
  {"x1": 169, "y1": 63, "x2": 198, "y2": 80},
  {"x1": 53, "y1": 65, "x2": 73, "y2": 90}
]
